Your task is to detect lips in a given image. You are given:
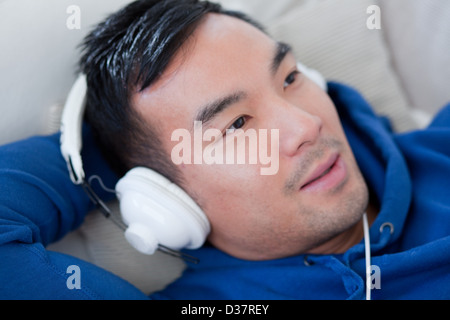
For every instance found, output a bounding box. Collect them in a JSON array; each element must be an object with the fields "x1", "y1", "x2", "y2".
[{"x1": 300, "y1": 153, "x2": 346, "y2": 192}]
